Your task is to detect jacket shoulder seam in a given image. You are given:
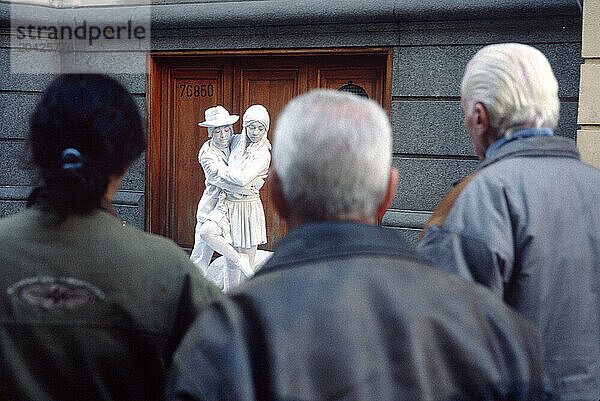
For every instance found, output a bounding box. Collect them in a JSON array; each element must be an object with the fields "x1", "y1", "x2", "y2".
[{"x1": 419, "y1": 170, "x2": 483, "y2": 241}]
